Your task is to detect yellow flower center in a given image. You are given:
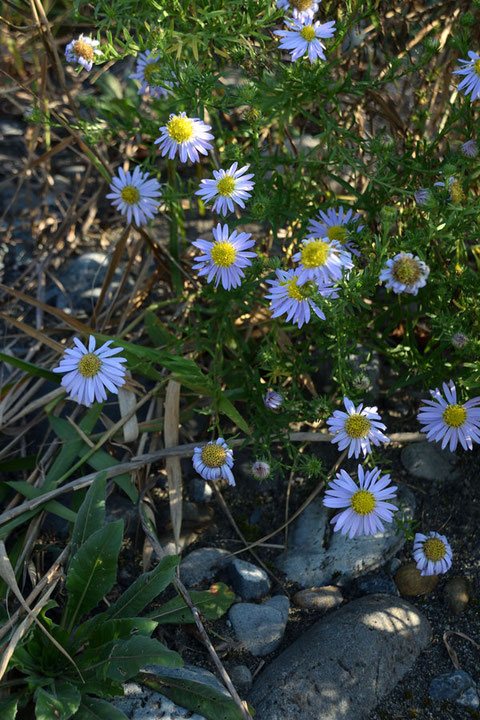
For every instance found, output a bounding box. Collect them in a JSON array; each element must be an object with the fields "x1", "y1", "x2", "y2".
[
  {"x1": 77, "y1": 353, "x2": 101, "y2": 378},
  {"x1": 392, "y1": 257, "x2": 421, "y2": 285},
  {"x1": 120, "y1": 186, "x2": 140, "y2": 205},
  {"x1": 216, "y1": 176, "x2": 236, "y2": 197},
  {"x1": 144, "y1": 61, "x2": 160, "y2": 83},
  {"x1": 475, "y1": 59, "x2": 480, "y2": 77},
  {"x1": 167, "y1": 116, "x2": 194, "y2": 144},
  {"x1": 344, "y1": 413, "x2": 371, "y2": 438},
  {"x1": 201, "y1": 444, "x2": 227, "y2": 468},
  {"x1": 423, "y1": 537, "x2": 446, "y2": 562},
  {"x1": 73, "y1": 39, "x2": 94, "y2": 61},
  {"x1": 300, "y1": 239, "x2": 330, "y2": 268},
  {"x1": 210, "y1": 241, "x2": 236, "y2": 268},
  {"x1": 327, "y1": 225, "x2": 348, "y2": 243},
  {"x1": 351, "y1": 489, "x2": 375, "y2": 515},
  {"x1": 442, "y1": 404, "x2": 466, "y2": 428},
  {"x1": 291, "y1": 0, "x2": 312, "y2": 9},
  {"x1": 300, "y1": 25, "x2": 316, "y2": 42},
  {"x1": 450, "y1": 180, "x2": 464, "y2": 206},
  {"x1": 281, "y1": 277, "x2": 313, "y2": 301}
]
